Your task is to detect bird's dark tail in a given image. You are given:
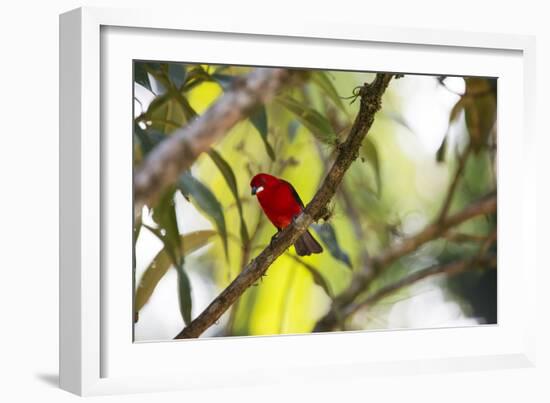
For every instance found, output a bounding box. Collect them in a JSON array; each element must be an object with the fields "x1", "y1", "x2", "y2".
[{"x1": 294, "y1": 230, "x2": 323, "y2": 256}]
